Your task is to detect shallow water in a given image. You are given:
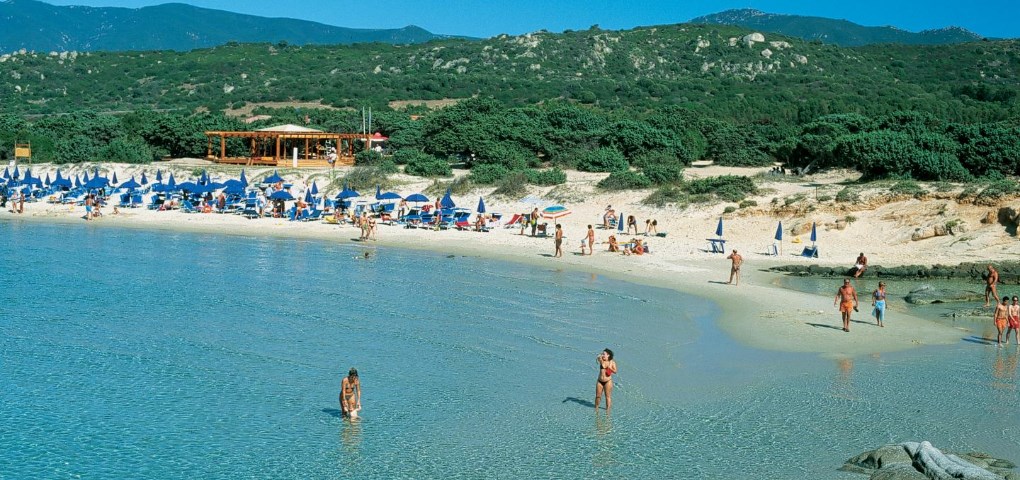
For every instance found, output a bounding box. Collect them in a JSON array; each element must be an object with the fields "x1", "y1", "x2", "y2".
[{"x1": 1, "y1": 220, "x2": 1018, "y2": 479}]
